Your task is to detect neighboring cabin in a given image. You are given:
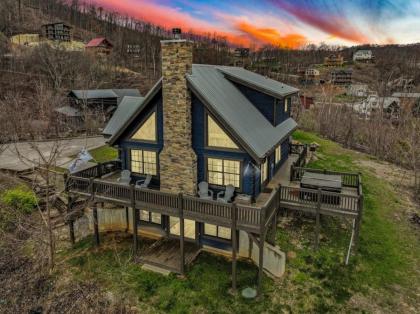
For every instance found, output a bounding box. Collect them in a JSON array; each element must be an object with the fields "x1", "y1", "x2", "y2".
[
  {"x1": 331, "y1": 69, "x2": 352, "y2": 86},
  {"x1": 86, "y1": 37, "x2": 113, "y2": 56},
  {"x1": 324, "y1": 54, "x2": 344, "y2": 67},
  {"x1": 41, "y1": 22, "x2": 72, "y2": 42},
  {"x1": 353, "y1": 49, "x2": 374, "y2": 63}
]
